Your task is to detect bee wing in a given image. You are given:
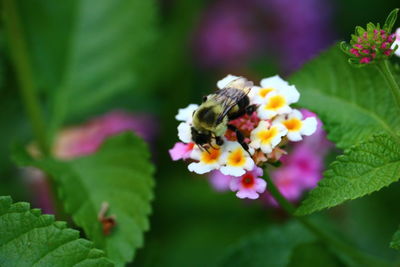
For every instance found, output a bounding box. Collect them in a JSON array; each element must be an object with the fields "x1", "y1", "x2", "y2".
[
  {"x1": 219, "y1": 77, "x2": 253, "y2": 94},
  {"x1": 213, "y1": 87, "x2": 251, "y2": 124}
]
